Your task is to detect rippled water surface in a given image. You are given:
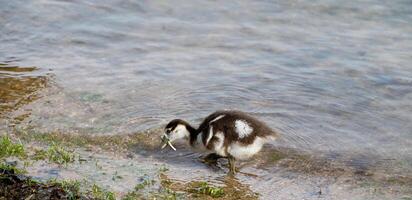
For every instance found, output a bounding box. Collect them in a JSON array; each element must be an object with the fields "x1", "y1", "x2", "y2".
[{"x1": 1, "y1": 0, "x2": 412, "y2": 198}]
